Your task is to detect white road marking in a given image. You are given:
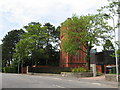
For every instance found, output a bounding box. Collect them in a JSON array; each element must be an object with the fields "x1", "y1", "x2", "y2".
[
  {"x1": 53, "y1": 84, "x2": 65, "y2": 88},
  {"x1": 91, "y1": 83, "x2": 102, "y2": 86},
  {"x1": 53, "y1": 78, "x2": 62, "y2": 80}
]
